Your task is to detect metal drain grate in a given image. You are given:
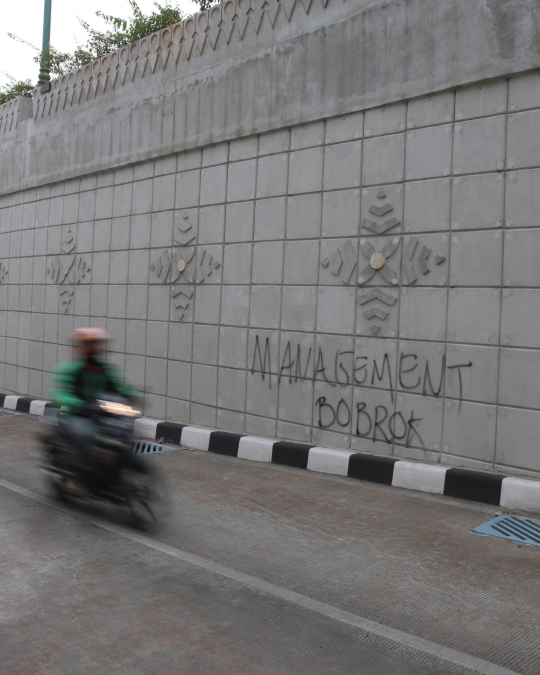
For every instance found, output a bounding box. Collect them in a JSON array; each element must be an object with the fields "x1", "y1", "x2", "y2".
[
  {"x1": 472, "y1": 515, "x2": 540, "y2": 548},
  {"x1": 0, "y1": 410, "x2": 21, "y2": 418},
  {"x1": 132, "y1": 440, "x2": 173, "y2": 455}
]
